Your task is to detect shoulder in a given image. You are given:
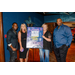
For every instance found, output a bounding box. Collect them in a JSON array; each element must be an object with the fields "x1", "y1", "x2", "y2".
[
  {"x1": 47, "y1": 31, "x2": 51, "y2": 34},
  {"x1": 63, "y1": 24, "x2": 69, "y2": 27},
  {"x1": 54, "y1": 26, "x2": 58, "y2": 32},
  {"x1": 18, "y1": 31, "x2": 21, "y2": 33},
  {"x1": 47, "y1": 31, "x2": 51, "y2": 35},
  {"x1": 62, "y1": 24, "x2": 70, "y2": 30},
  {"x1": 7, "y1": 28, "x2": 13, "y2": 34},
  {"x1": 18, "y1": 31, "x2": 21, "y2": 34}
]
